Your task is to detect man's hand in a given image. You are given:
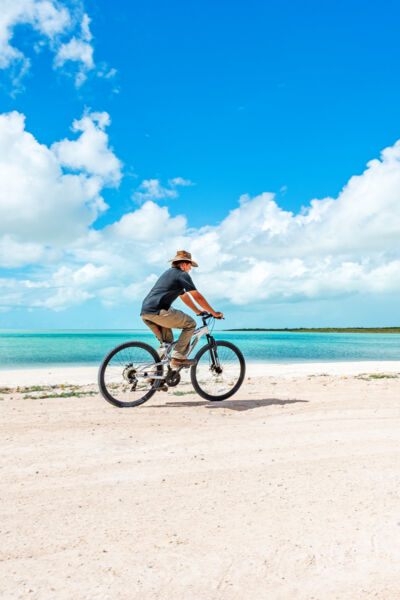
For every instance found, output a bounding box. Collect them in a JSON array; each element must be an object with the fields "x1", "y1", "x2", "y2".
[{"x1": 196, "y1": 310, "x2": 223, "y2": 319}]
